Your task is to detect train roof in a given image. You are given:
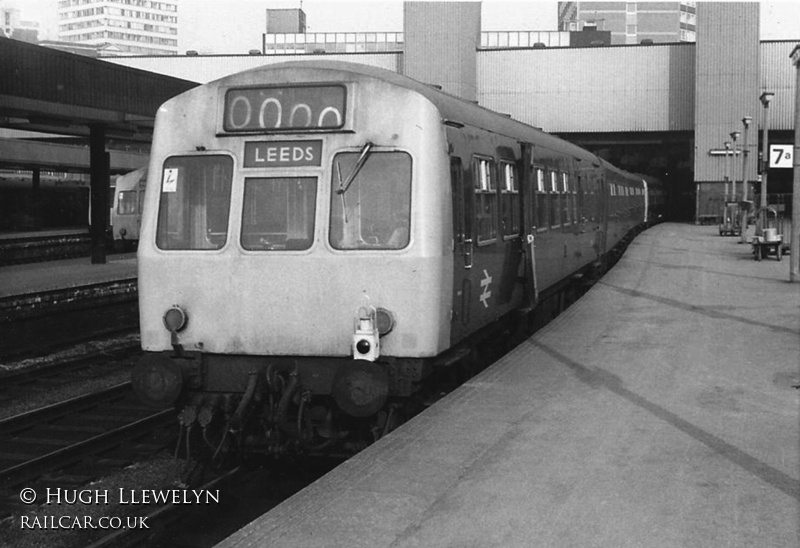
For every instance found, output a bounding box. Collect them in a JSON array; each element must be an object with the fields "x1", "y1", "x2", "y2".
[
  {"x1": 203, "y1": 60, "x2": 602, "y2": 166},
  {"x1": 115, "y1": 166, "x2": 147, "y2": 187}
]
